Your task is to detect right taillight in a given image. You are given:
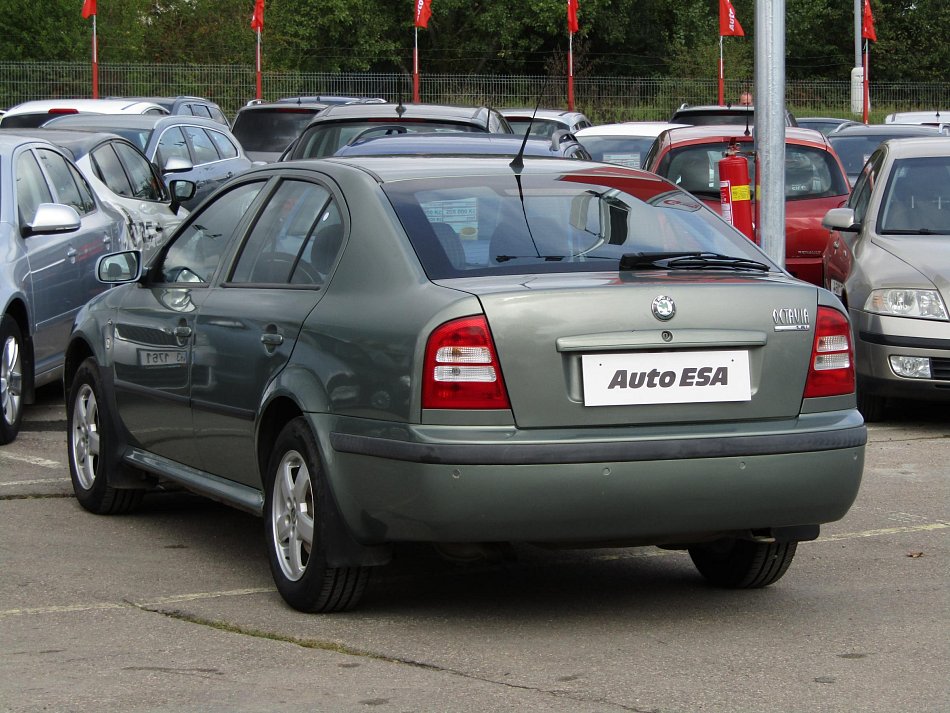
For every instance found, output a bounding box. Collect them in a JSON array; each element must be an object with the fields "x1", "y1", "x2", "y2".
[
  {"x1": 422, "y1": 316, "x2": 511, "y2": 410},
  {"x1": 803, "y1": 306, "x2": 855, "y2": 398}
]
